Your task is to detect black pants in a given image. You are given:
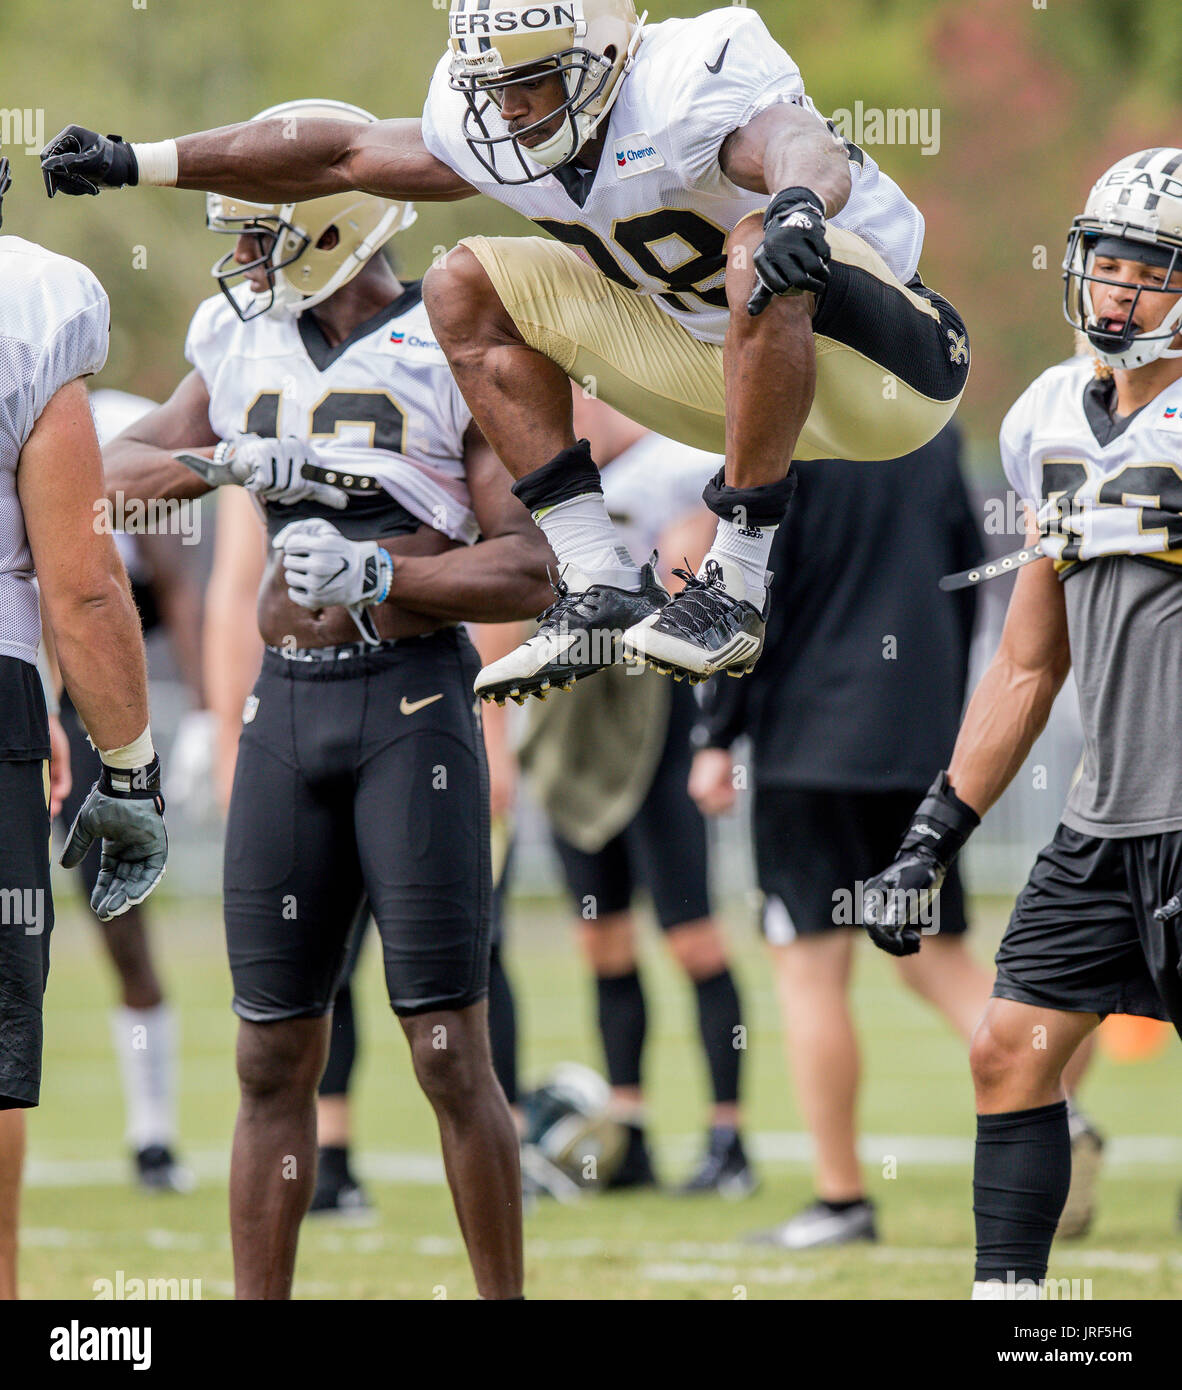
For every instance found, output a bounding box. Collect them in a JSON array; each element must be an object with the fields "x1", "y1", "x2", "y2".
[{"x1": 224, "y1": 628, "x2": 492, "y2": 1020}]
